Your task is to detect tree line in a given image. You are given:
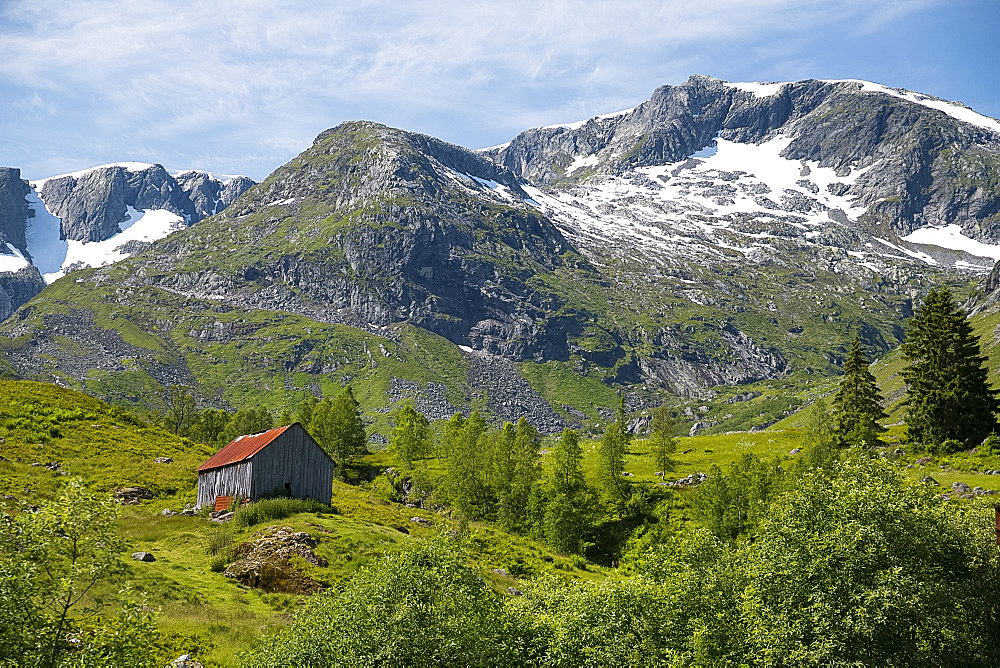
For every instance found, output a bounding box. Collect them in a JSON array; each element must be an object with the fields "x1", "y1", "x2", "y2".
[{"x1": 828, "y1": 287, "x2": 998, "y2": 452}]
